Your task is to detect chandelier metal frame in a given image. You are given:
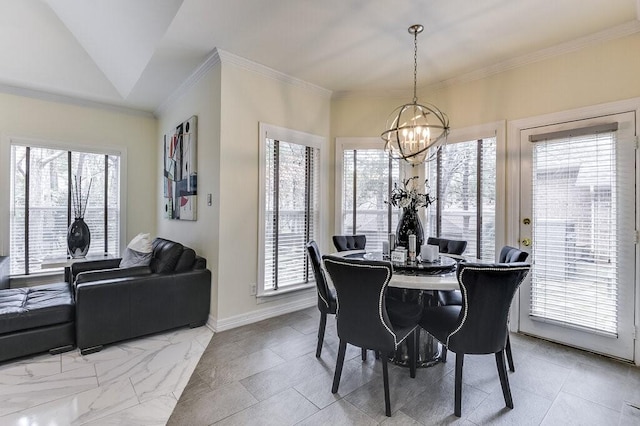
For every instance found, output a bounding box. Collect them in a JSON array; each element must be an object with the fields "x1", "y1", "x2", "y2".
[{"x1": 382, "y1": 24, "x2": 450, "y2": 165}]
